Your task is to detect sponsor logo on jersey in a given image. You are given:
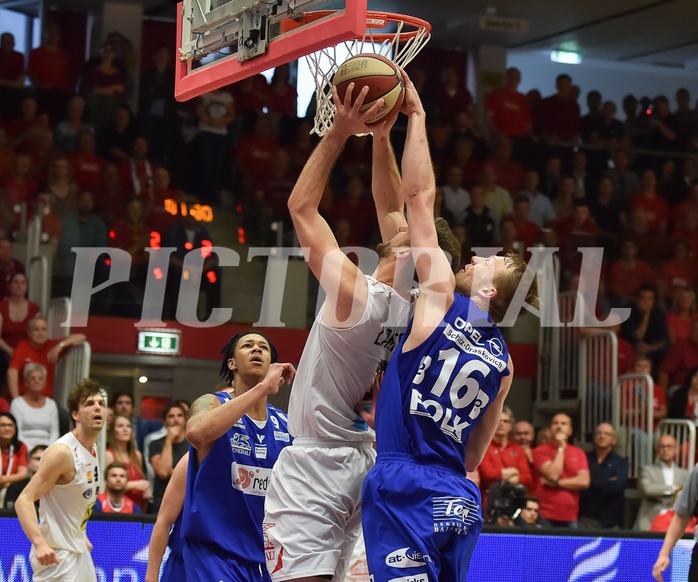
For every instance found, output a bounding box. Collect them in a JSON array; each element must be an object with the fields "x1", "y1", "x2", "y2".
[
  {"x1": 83, "y1": 488, "x2": 93, "y2": 499},
  {"x1": 231, "y1": 463, "x2": 272, "y2": 496},
  {"x1": 273, "y1": 430, "x2": 290, "y2": 442},
  {"x1": 432, "y1": 496, "x2": 479, "y2": 535},
  {"x1": 256, "y1": 434, "x2": 265, "y2": 443},
  {"x1": 385, "y1": 547, "x2": 429, "y2": 568},
  {"x1": 387, "y1": 575, "x2": 428, "y2": 582},
  {"x1": 255, "y1": 444, "x2": 267, "y2": 459},
  {"x1": 87, "y1": 470, "x2": 93, "y2": 483},
  {"x1": 486, "y1": 337, "x2": 504, "y2": 357},
  {"x1": 373, "y1": 327, "x2": 405, "y2": 353},
  {"x1": 230, "y1": 433, "x2": 252, "y2": 456},
  {"x1": 443, "y1": 319, "x2": 507, "y2": 372},
  {"x1": 234, "y1": 419, "x2": 246, "y2": 429}
]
